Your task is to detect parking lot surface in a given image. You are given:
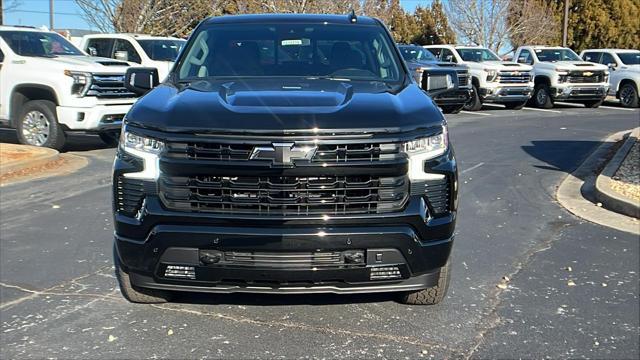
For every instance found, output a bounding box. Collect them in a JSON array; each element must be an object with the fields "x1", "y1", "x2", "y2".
[{"x1": 1, "y1": 103, "x2": 639, "y2": 359}]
